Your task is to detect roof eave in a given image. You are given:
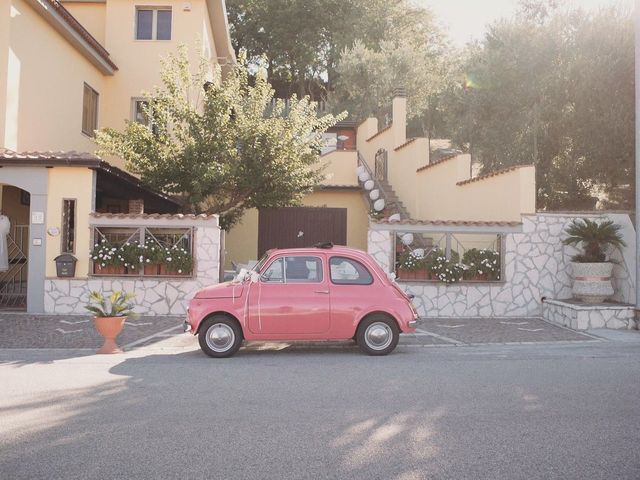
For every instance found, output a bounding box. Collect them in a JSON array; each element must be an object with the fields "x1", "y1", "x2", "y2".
[{"x1": 25, "y1": 0, "x2": 117, "y2": 75}]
